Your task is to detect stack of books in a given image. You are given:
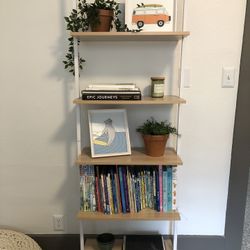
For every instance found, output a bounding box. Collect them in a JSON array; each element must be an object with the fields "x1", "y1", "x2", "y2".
[{"x1": 81, "y1": 83, "x2": 141, "y2": 101}]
